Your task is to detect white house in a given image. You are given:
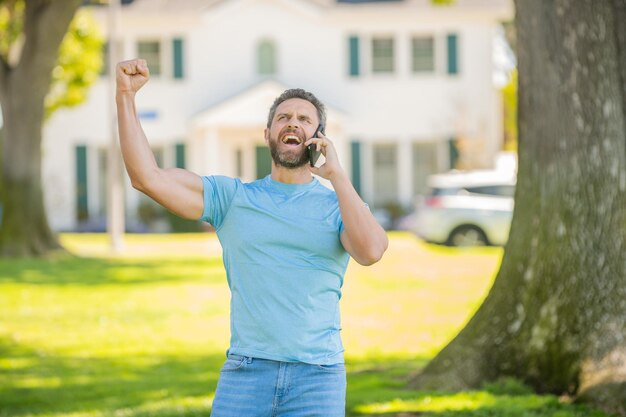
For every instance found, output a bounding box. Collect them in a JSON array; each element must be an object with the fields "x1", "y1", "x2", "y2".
[{"x1": 42, "y1": 0, "x2": 513, "y2": 232}]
